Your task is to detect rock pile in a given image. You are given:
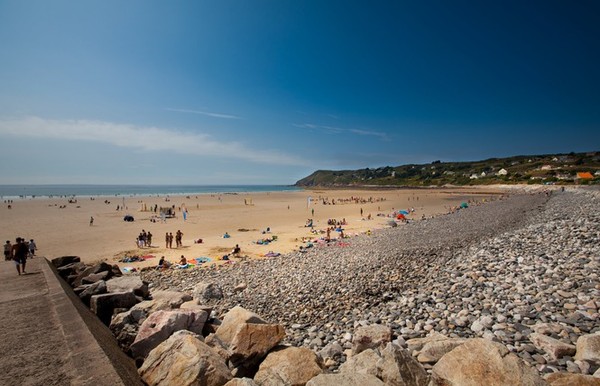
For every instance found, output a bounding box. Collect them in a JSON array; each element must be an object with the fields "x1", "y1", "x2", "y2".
[{"x1": 139, "y1": 188, "x2": 600, "y2": 382}]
